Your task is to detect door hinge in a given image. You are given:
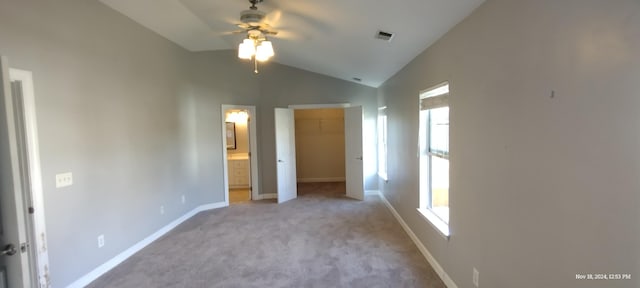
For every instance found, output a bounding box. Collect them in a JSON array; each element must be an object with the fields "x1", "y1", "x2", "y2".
[{"x1": 28, "y1": 207, "x2": 35, "y2": 214}]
